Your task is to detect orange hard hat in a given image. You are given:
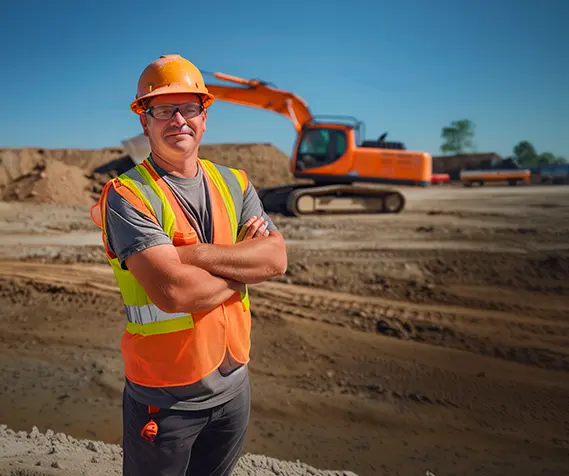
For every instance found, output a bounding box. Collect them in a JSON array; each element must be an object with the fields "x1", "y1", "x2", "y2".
[{"x1": 130, "y1": 54, "x2": 215, "y2": 115}]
